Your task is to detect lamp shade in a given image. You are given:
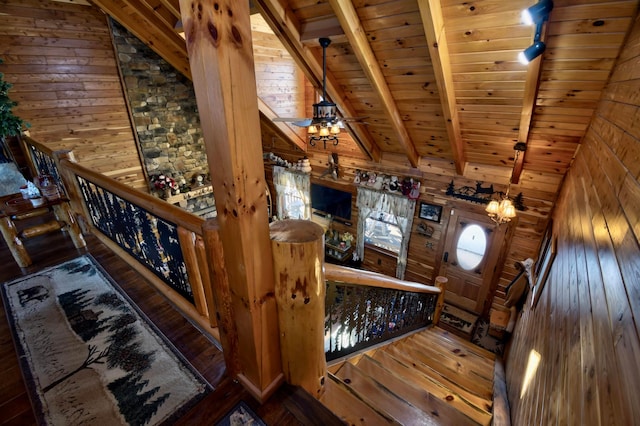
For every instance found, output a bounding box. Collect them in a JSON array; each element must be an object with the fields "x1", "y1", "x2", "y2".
[
  {"x1": 319, "y1": 126, "x2": 330, "y2": 137},
  {"x1": 308, "y1": 125, "x2": 318, "y2": 134},
  {"x1": 486, "y1": 200, "x2": 500, "y2": 215},
  {"x1": 519, "y1": 40, "x2": 546, "y2": 64}
]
